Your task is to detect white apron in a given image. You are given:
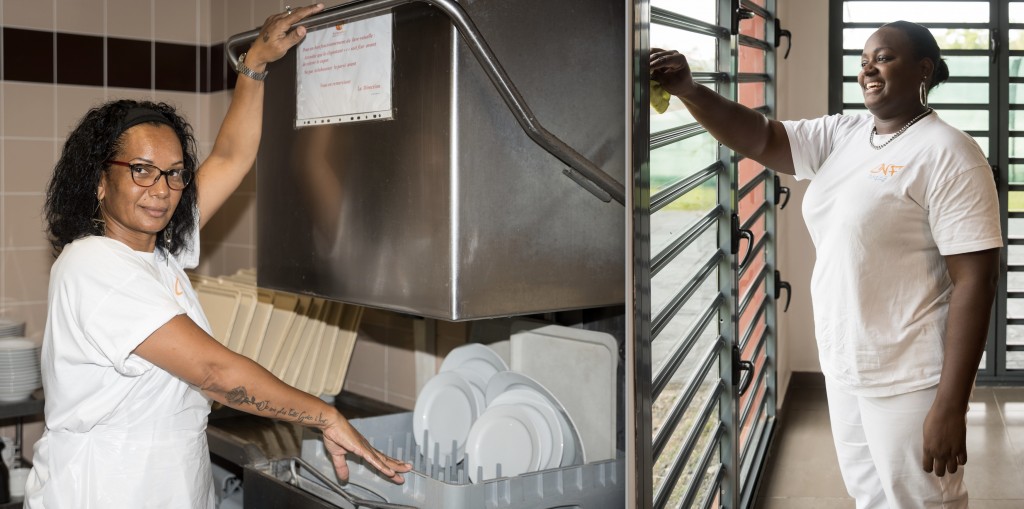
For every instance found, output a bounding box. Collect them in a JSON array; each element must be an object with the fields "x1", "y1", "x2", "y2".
[{"x1": 25, "y1": 236, "x2": 215, "y2": 508}]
